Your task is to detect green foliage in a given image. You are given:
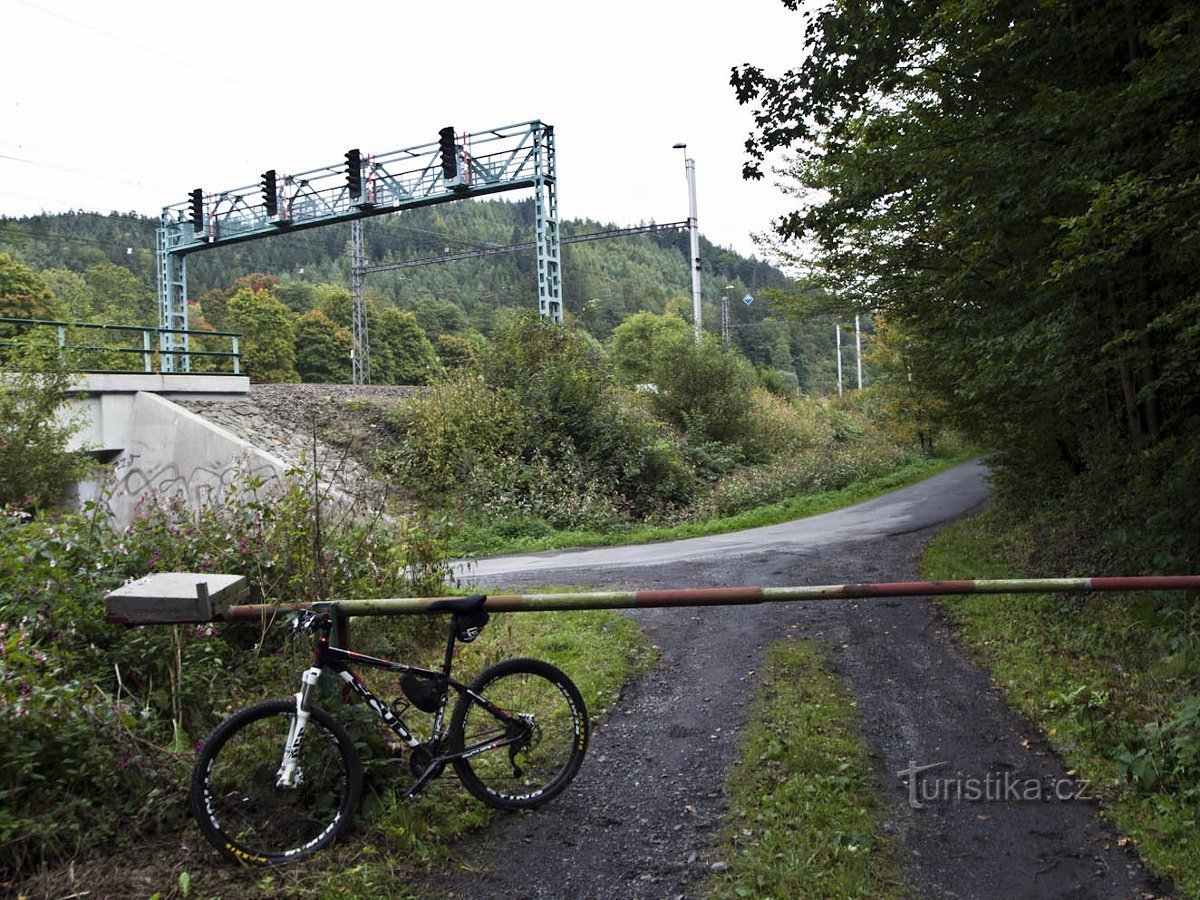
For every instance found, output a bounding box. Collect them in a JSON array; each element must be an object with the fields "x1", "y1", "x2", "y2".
[
  {"x1": 648, "y1": 332, "x2": 757, "y2": 447},
  {"x1": 386, "y1": 315, "x2": 701, "y2": 533},
  {"x1": 696, "y1": 390, "x2": 913, "y2": 518},
  {"x1": 227, "y1": 286, "x2": 298, "y2": 382},
  {"x1": 608, "y1": 310, "x2": 691, "y2": 384},
  {"x1": 83, "y1": 262, "x2": 154, "y2": 325},
  {"x1": 433, "y1": 332, "x2": 478, "y2": 370},
  {"x1": 924, "y1": 510, "x2": 1200, "y2": 893},
  {"x1": 0, "y1": 252, "x2": 61, "y2": 323},
  {"x1": 384, "y1": 372, "x2": 529, "y2": 496},
  {"x1": 482, "y1": 313, "x2": 609, "y2": 449},
  {"x1": 294, "y1": 308, "x2": 352, "y2": 383},
  {"x1": 0, "y1": 468, "x2": 454, "y2": 881},
  {"x1": 735, "y1": 0, "x2": 1200, "y2": 570},
  {"x1": 0, "y1": 340, "x2": 90, "y2": 511},
  {"x1": 372, "y1": 307, "x2": 440, "y2": 385}
]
